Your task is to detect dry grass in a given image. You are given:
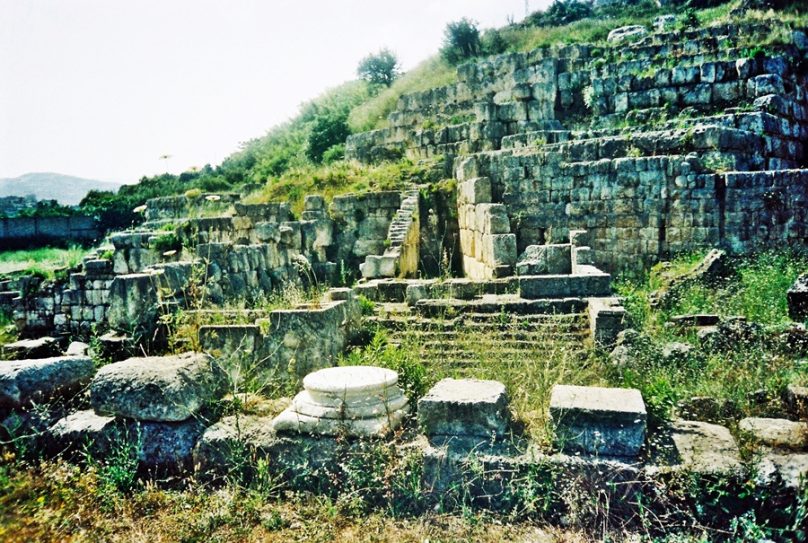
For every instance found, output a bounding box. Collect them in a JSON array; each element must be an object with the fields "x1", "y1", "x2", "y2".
[{"x1": 0, "y1": 457, "x2": 595, "y2": 543}]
